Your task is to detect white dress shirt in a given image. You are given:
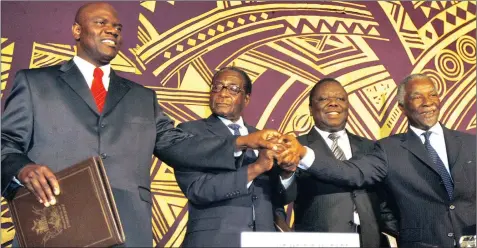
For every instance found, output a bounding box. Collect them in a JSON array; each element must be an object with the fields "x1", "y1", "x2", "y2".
[
  {"x1": 217, "y1": 116, "x2": 257, "y2": 188},
  {"x1": 409, "y1": 123, "x2": 451, "y2": 175},
  {"x1": 73, "y1": 56, "x2": 111, "y2": 90},
  {"x1": 281, "y1": 126, "x2": 360, "y2": 225}
]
